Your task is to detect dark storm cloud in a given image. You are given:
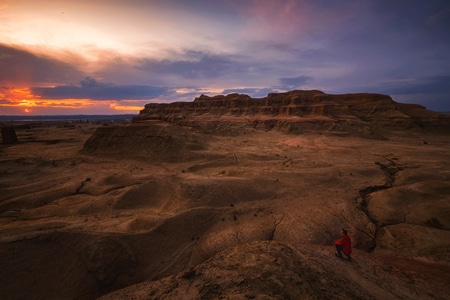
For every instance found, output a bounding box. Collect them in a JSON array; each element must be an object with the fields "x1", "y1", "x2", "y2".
[
  {"x1": 279, "y1": 76, "x2": 313, "y2": 88},
  {"x1": 31, "y1": 77, "x2": 174, "y2": 100},
  {"x1": 0, "y1": 44, "x2": 83, "y2": 84},
  {"x1": 80, "y1": 76, "x2": 105, "y2": 88},
  {"x1": 136, "y1": 50, "x2": 238, "y2": 79}
]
